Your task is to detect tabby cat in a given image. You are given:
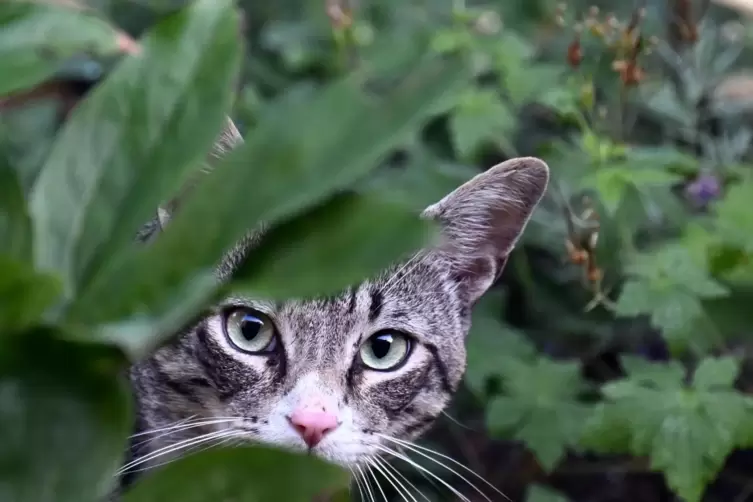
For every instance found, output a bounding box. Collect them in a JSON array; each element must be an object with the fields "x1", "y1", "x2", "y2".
[{"x1": 121, "y1": 123, "x2": 549, "y2": 496}]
